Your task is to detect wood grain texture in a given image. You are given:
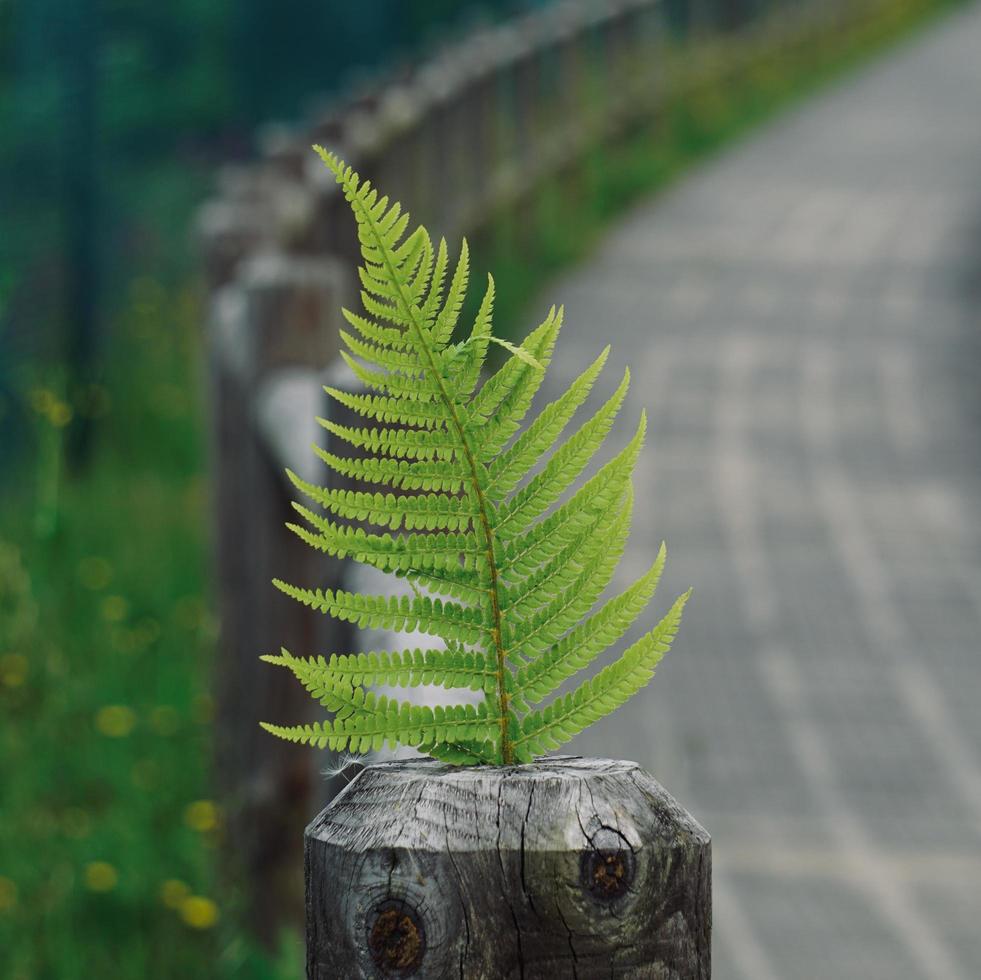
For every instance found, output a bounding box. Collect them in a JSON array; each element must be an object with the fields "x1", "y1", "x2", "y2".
[{"x1": 306, "y1": 757, "x2": 710, "y2": 979}]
